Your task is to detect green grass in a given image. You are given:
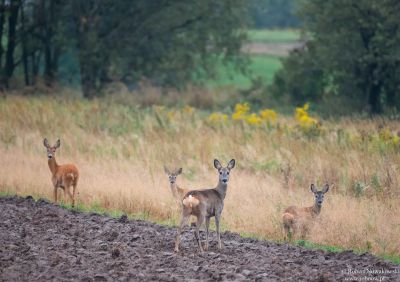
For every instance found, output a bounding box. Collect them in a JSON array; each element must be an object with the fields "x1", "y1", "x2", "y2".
[
  {"x1": 247, "y1": 29, "x2": 301, "y2": 43},
  {"x1": 295, "y1": 240, "x2": 400, "y2": 265},
  {"x1": 295, "y1": 239, "x2": 345, "y2": 253},
  {"x1": 206, "y1": 55, "x2": 282, "y2": 89}
]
